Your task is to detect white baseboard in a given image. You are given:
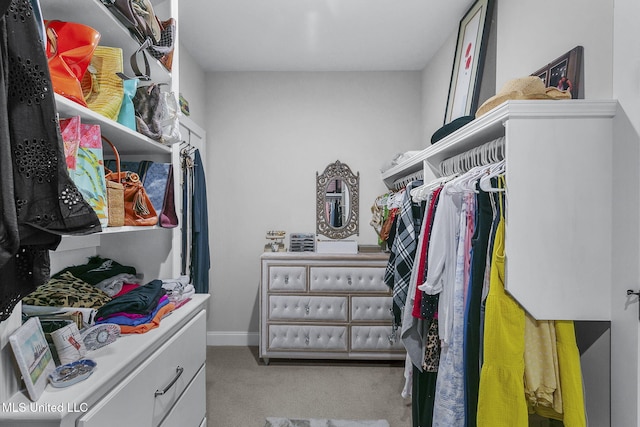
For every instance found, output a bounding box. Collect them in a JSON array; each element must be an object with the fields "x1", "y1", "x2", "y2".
[{"x1": 207, "y1": 331, "x2": 259, "y2": 346}]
